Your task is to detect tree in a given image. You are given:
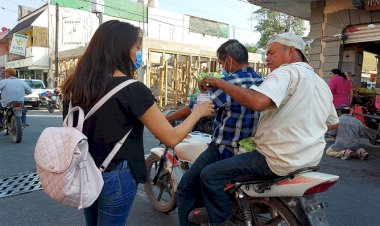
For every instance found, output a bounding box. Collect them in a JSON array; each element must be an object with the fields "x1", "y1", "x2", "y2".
[
  {"x1": 244, "y1": 43, "x2": 258, "y2": 53},
  {"x1": 252, "y1": 8, "x2": 307, "y2": 49}
]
